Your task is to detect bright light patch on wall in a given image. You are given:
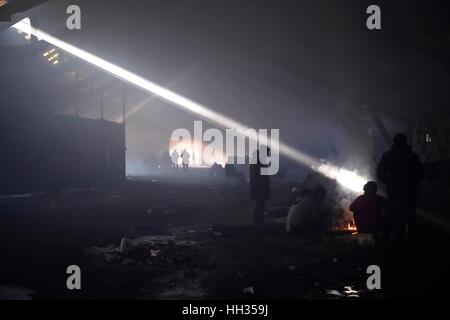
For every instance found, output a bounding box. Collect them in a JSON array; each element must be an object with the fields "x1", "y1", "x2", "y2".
[
  {"x1": 314, "y1": 162, "x2": 368, "y2": 194},
  {"x1": 11, "y1": 18, "x2": 370, "y2": 193}
]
